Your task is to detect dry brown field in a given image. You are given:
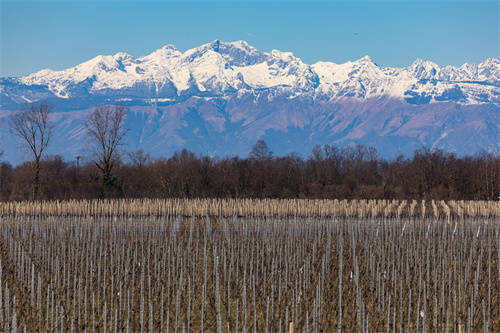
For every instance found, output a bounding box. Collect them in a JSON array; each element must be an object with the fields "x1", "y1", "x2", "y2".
[
  {"x1": 1, "y1": 198, "x2": 498, "y2": 218},
  {"x1": 0, "y1": 199, "x2": 498, "y2": 331}
]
